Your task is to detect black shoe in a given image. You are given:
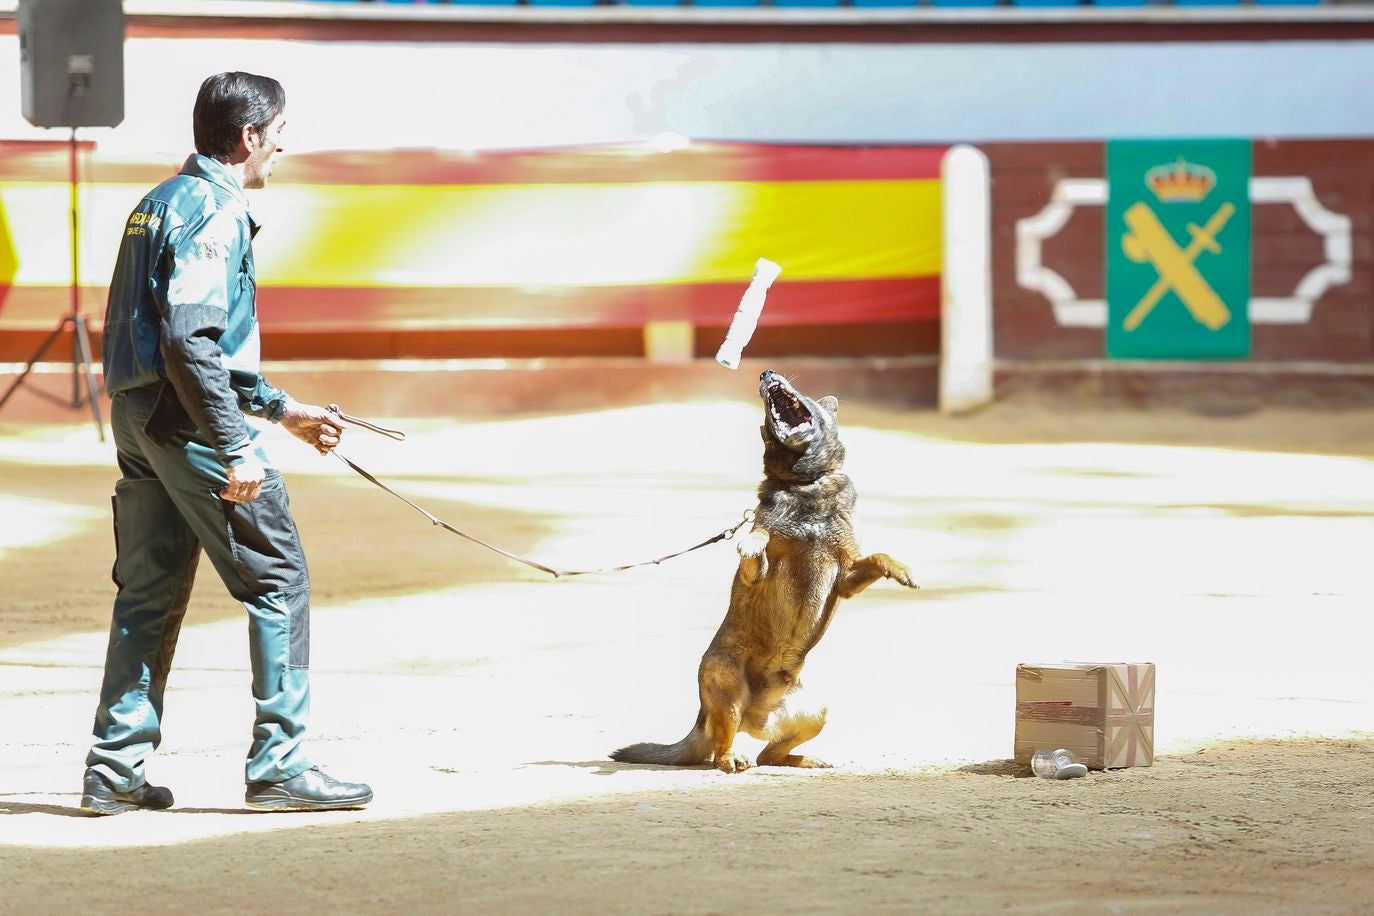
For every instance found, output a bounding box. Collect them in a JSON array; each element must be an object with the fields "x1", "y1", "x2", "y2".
[
  {"x1": 80, "y1": 767, "x2": 175, "y2": 816},
  {"x1": 244, "y1": 766, "x2": 373, "y2": 811}
]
